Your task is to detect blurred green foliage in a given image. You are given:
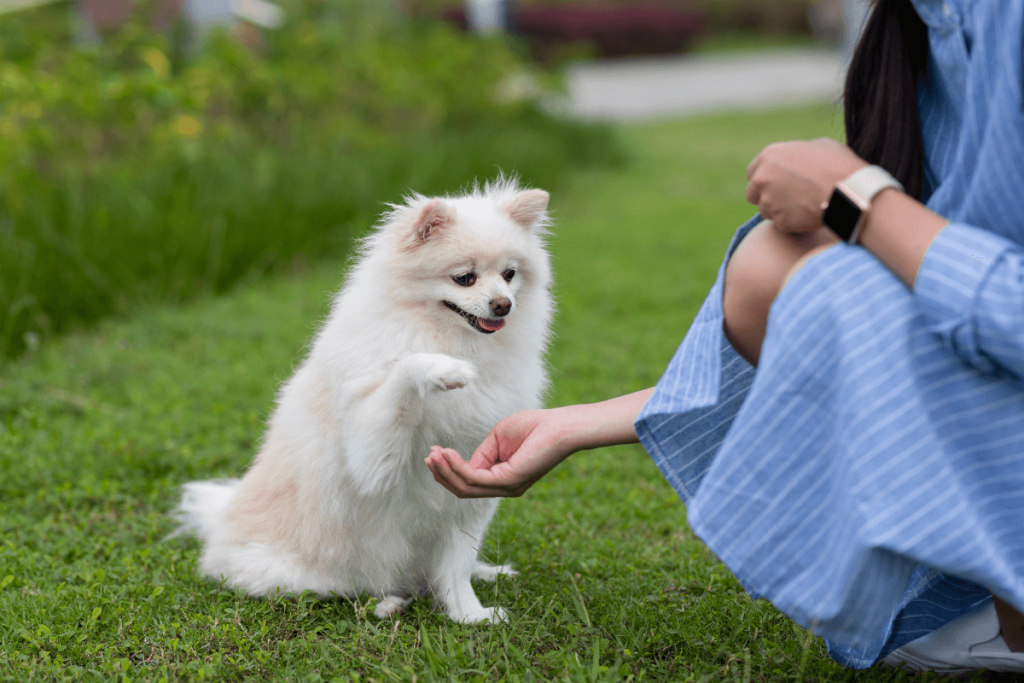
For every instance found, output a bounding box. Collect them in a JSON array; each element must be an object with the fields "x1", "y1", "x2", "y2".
[{"x1": 0, "y1": 0, "x2": 619, "y2": 359}]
